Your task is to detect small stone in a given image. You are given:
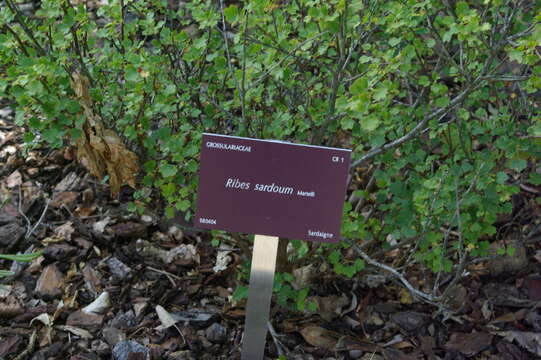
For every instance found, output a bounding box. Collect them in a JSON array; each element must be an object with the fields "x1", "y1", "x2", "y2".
[
  {"x1": 0, "y1": 223, "x2": 25, "y2": 249},
  {"x1": 110, "y1": 310, "x2": 137, "y2": 329},
  {"x1": 348, "y1": 350, "x2": 364, "y2": 359},
  {"x1": 106, "y1": 257, "x2": 132, "y2": 282},
  {"x1": 205, "y1": 323, "x2": 227, "y2": 344},
  {"x1": 35, "y1": 264, "x2": 64, "y2": 299},
  {"x1": 140, "y1": 215, "x2": 153, "y2": 224},
  {"x1": 102, "y1": 327, "x2": 126, "y2": 347},
  {"x1": 67, "y1": 310, "x2": 104, "y2": 331},
  {"x1": 112, "y1": 340, "x2": 149, "y2": 360},
  {"x1": 0, "y1": 107, "x2": 14, "y2": 118}
]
